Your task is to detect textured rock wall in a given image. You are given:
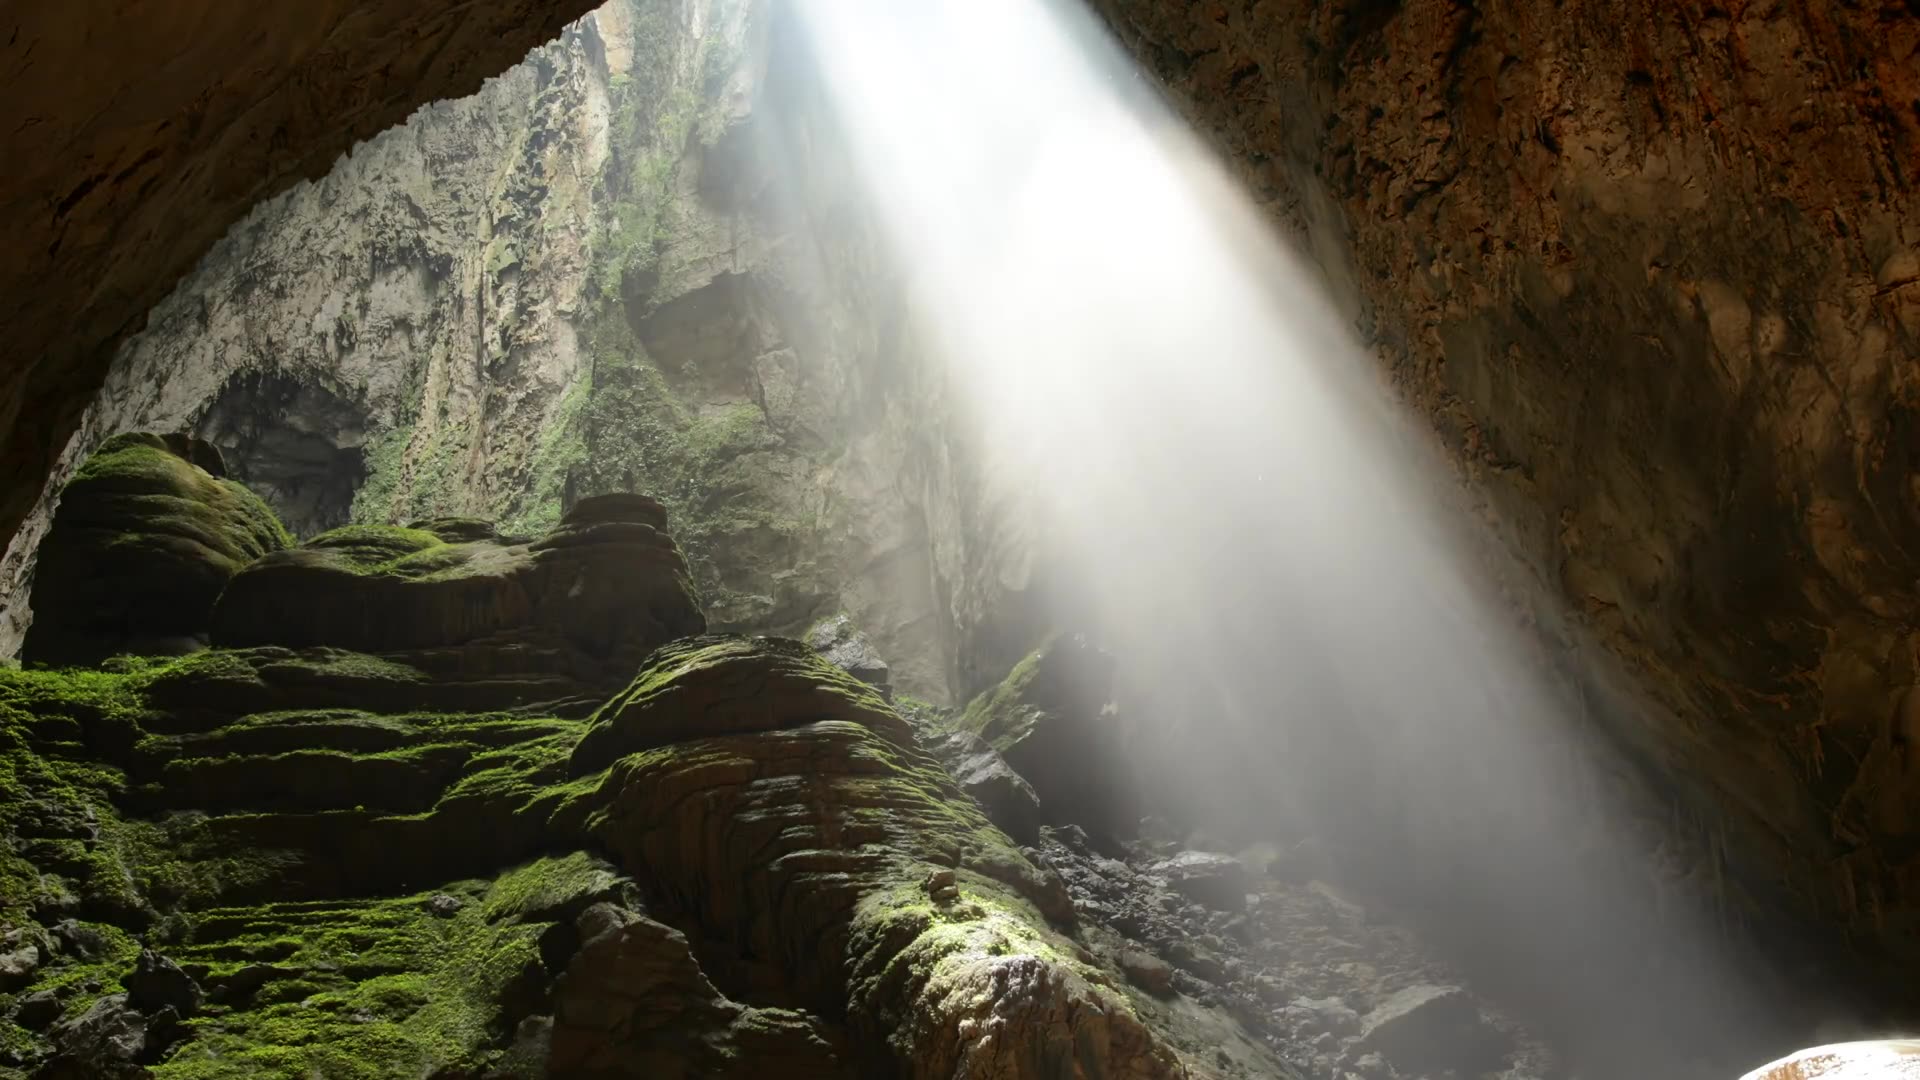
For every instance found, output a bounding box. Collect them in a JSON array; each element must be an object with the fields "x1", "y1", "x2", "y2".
[
  {"x1": 0, "y1": 0, "x2": 1032, "y2": 705},
  {"x1": 0, "y1": 0, "x2": 597, "y2": 567},
  {"x1": 1084, "y1": 0, "x2": 1920, "y2": 992}
]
